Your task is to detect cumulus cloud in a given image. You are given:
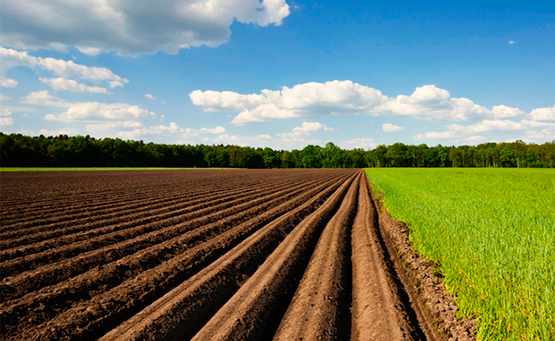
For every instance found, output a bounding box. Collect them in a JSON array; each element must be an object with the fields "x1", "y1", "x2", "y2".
[
  {"x1": 413, "y1": 131, "x2": 459, "y2": 140},
  {"x1": 273, "y1": 121, "x2": 332, "y2": 147},
  {"x1": 145, "y1": 94, "x2": 156, "y2": 100},
  {"x1": 522, "y1": 127, "x2": 555, "y2": 143},
  {"x1": 490, "y1": 105, "x2": 525, "y2": 118},
  {"x1": 0, "y1": 105, "x2": 34, "y2": 117},
  {"x1": 77, "y1": 46, "x2": 101, "y2": 56},
  {"x1": 115, "y1": 123, "x2": 226, "y2": 141},
  {"x1": 191, "y1": 80, "x2": 387, "y2": 125},
  {"x1": 292, "y1": 121, "x2": 334, "y2": 133},
  {"x1": 22, "y1": 90, "x2": 69, "y2": 107},
  {"x1": 191, "y1": 81, "x2": 534, "y2": 125},
  {"x1": 339, "y1": 137, "x2": 377, "y2": 150},
  {"x1": 528, "y1": 105, "x2": 555, "y2": 121},
  {"x1": 0, "y1": 46, "x2": 128, "y2": 87},
  {"x1": 38, "y1": 127, "x2": 80, "y2": 136},
  {"x1": 40, "y1": 77, "x2": 110, "y2": 94},
  {"x1": 0, "y1": 117, "x2": 14, "y2": 126},
  {"x1": 0, "y1": 93, "x2": 35, "y2": 116},
  {"x1": 1, "y1": 0, "x2": 290, "y2": 55},
  {"x1": 117, "y1": 122, "x2": 184, "y2": 139},
  {"x1": 20, "y1": 90, "x2": 156, "y2": 124},
  {"x1": 44, "y1": 102, "x2": 156, "y2": 123},
  {"x1": 211, "y1": 133, "x2": 273, "y2": 147},
  {"x1": 382, "y1": 123, "x2": 404, "y2": 133},
  {"x1": 375, "y1": 85, "x2": 491, "y2": 121},
  {"x1": 1, "y1": 78, "x2": 18, "y2": 88},
  {"x1": 414, "y1": 119, "x2": 555, "y2": 141},
  {"x1": 85, "y1": 120, "x2": 145, "y2": 135}
]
